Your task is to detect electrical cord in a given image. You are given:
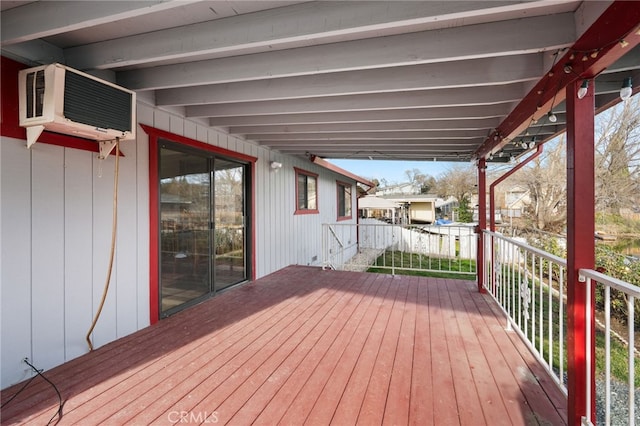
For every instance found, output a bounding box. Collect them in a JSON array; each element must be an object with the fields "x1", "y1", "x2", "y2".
[
  {"x1": 0, "y1": 374, "x2": 37, "y2": 409},
  {"x1": 1, "y1": 359, "x2": 64, "y2": 425},
  {"x1": 86, "y1": 139, "x2": 120, "y2": 351}
]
